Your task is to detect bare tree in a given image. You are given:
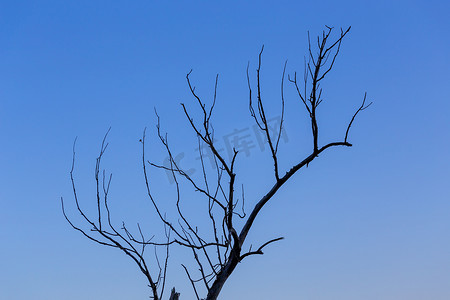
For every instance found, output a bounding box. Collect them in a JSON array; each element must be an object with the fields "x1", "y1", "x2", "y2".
[{"x1": 61, "y1": 26, "x2": 371, "y2": 300}]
